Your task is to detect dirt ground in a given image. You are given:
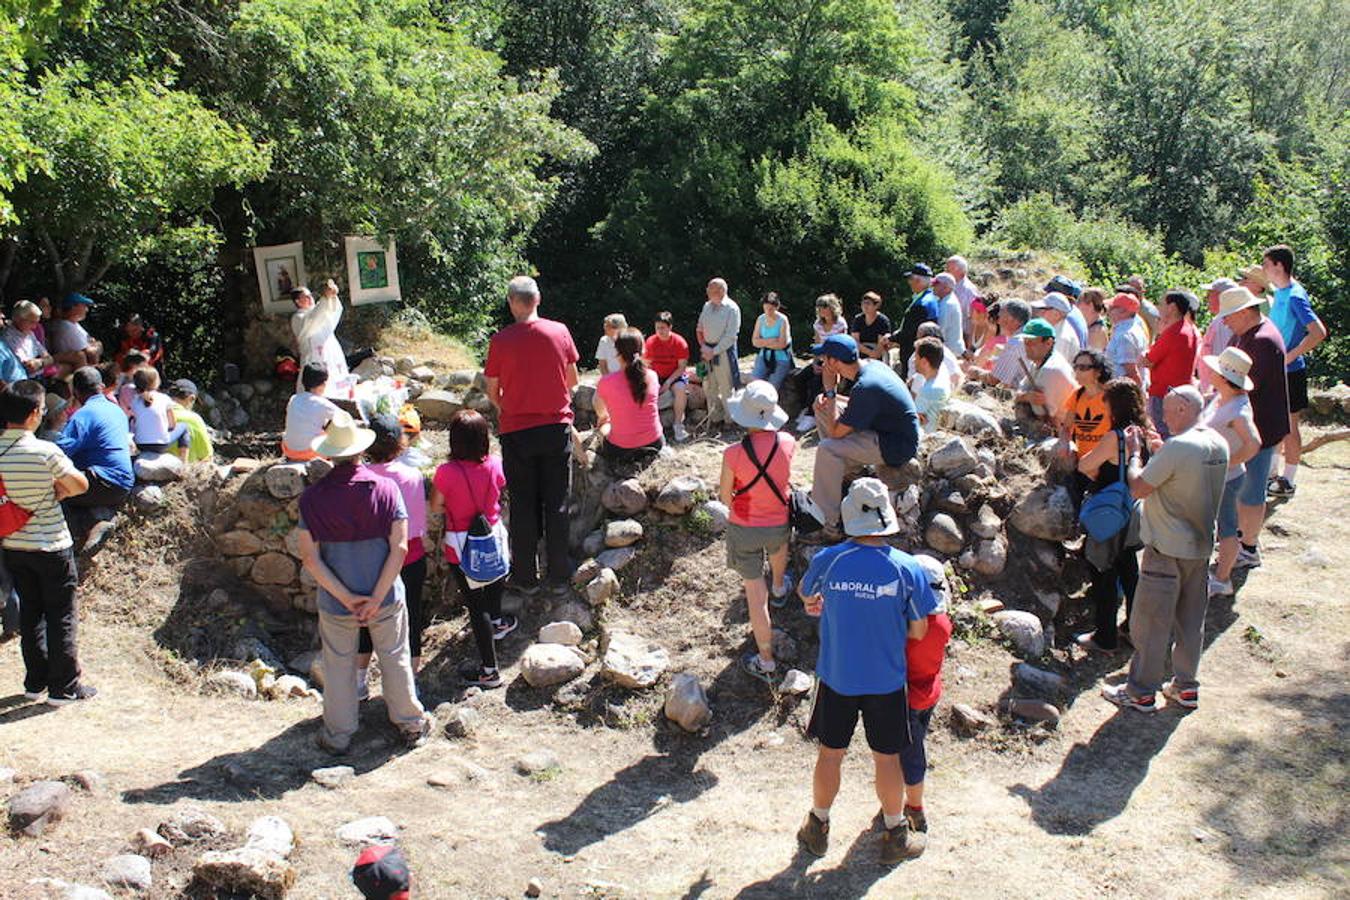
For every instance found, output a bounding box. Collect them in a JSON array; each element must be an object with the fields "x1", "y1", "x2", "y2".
[{"x1": 1, "y1": 433, "x2": 1346, "y2": 900}]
